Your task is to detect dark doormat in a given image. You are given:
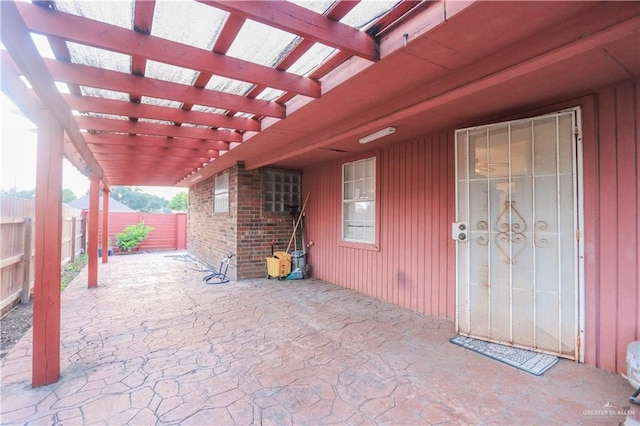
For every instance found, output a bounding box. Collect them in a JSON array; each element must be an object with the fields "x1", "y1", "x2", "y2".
[{"x1": 450, "y1": 335, "x2": 559, "y2": 376}]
